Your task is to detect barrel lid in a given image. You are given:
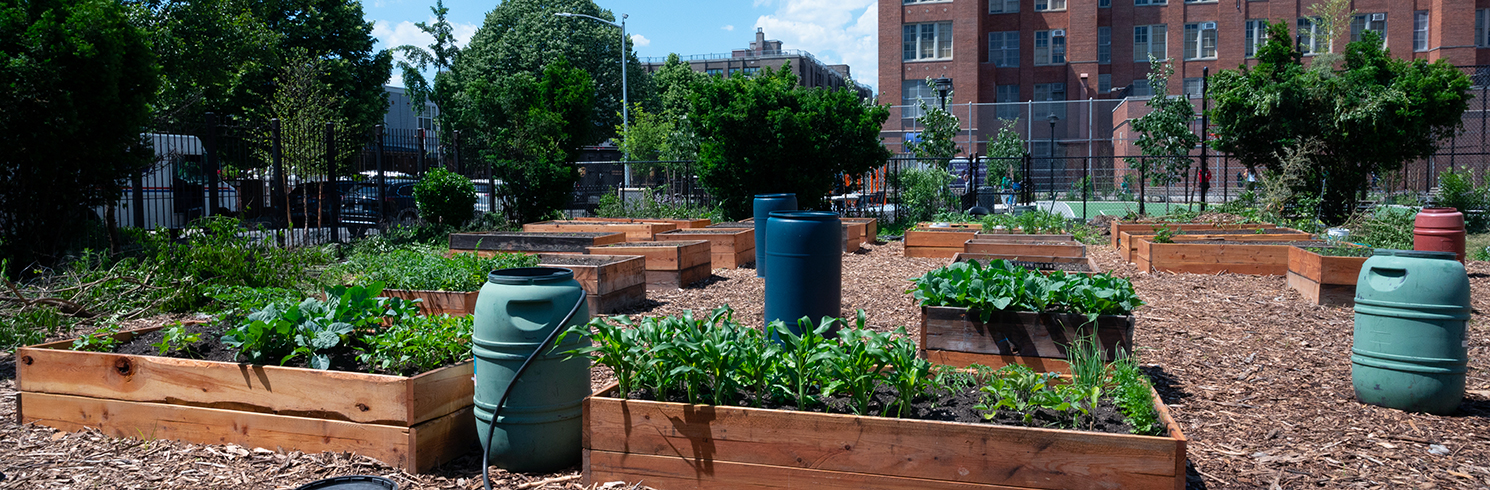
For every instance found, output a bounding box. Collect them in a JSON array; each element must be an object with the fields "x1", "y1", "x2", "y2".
[
  {"x1": 1372, "y1": 249, "x2": 1457, "y2": 260},
  {"x1": 768, "y1": 211, "x2": 839, "y2": 221},
  {"x1": 293, "y1": 475, "x2": 397, "y2": 490},
  {"x1": 488, "y1": 266, "x2": 574, "y2": 285},
  {"x1": 755, "y1": 193, "x2": 796, "y2": 198}
]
